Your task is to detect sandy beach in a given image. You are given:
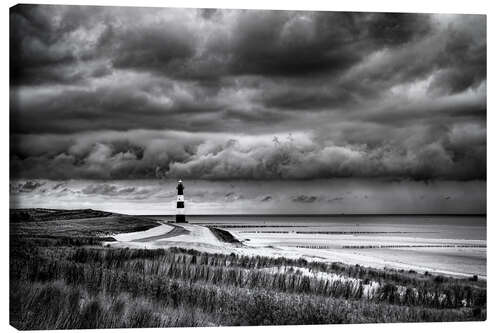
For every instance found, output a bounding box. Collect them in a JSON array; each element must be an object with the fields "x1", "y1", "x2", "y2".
[{"x1": 108, "y1": 221, "x2": 486, "y2": 279}]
